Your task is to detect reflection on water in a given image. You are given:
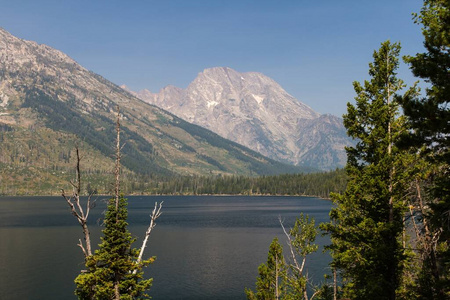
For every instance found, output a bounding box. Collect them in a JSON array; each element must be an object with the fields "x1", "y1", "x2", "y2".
[{"x1": 0, "y1": 196, "x2": 332, "y2": 300}]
